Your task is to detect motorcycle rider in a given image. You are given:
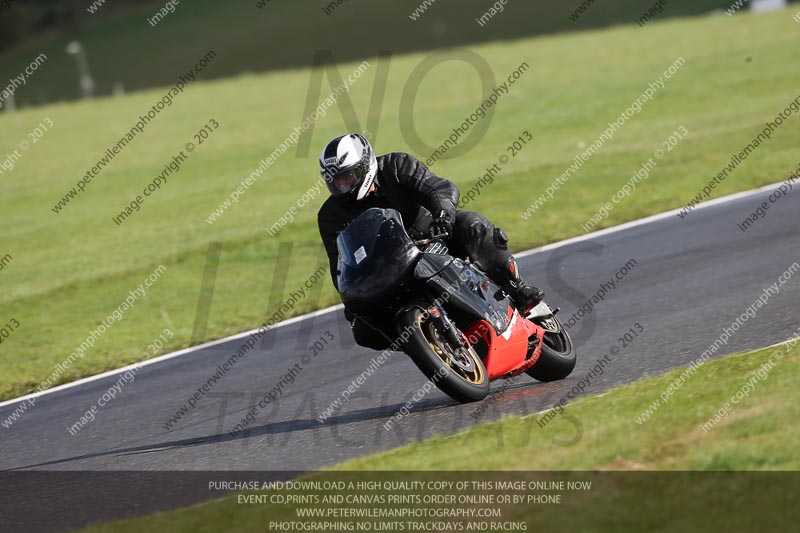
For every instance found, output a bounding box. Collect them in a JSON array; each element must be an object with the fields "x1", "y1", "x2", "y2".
[{"x1": 317, "y1": 133, "x2": 545, "y2": 350}]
